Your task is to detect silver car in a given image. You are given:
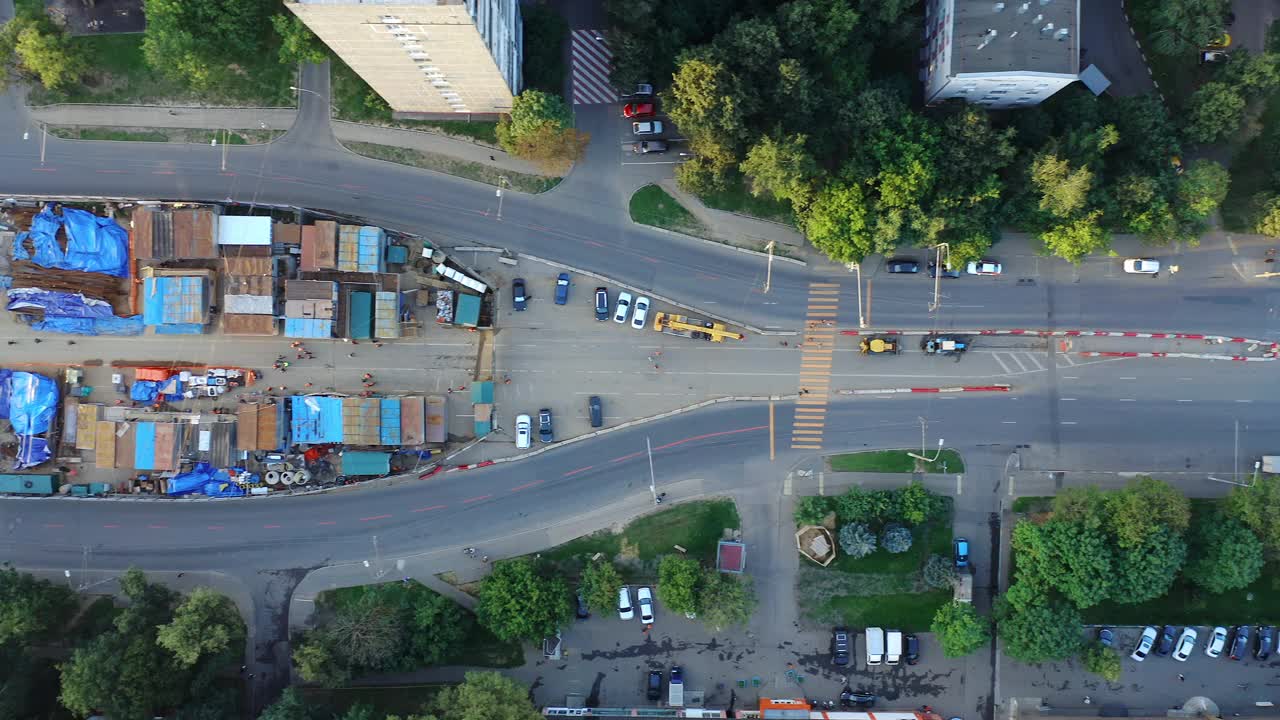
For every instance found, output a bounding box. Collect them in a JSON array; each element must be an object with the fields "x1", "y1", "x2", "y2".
[
  {"x1": 633, "y1": 140, "x2": 669, "y2": 154},
  {"x1": 1131, "y1": 626, "x2": 1157, "y2": 662},
  {"x1": 515, "y1": 414, "x2": 531, "y2": 449},
  {"x1": 632, "y1": 121, "x2": 664, "y2": 136},
  {"x1": 1206, "y1": 626, "x2": 1228, "y2": 657}
]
